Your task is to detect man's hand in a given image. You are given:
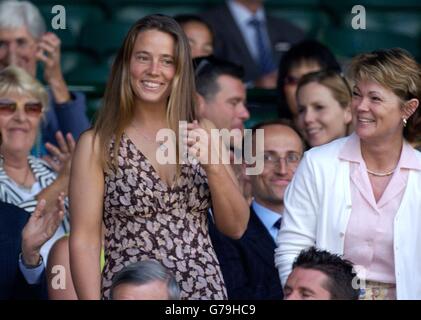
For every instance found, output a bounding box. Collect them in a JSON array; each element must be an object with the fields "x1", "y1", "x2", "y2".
[
  {"x1": 36, "y1": 32, "x2": 71, "y2": 104},
  {"x1": 21, "y1": 195, "x2": 65, "y2": 267}
]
